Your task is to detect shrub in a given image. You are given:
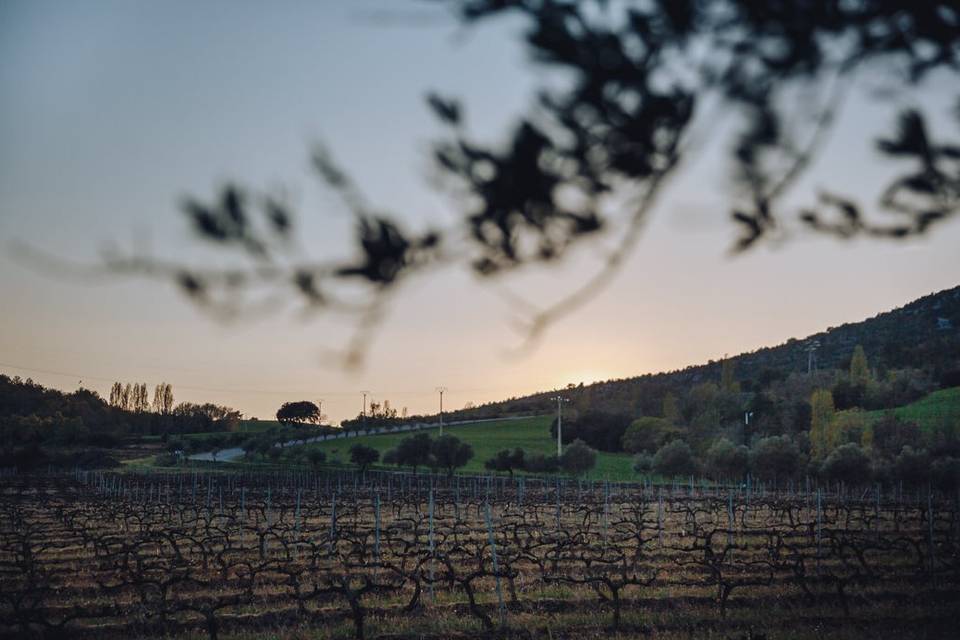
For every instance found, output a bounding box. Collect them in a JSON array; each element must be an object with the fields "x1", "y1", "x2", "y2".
[
  {"x1": 893, "y1": 446, "x2": 931, "y2": 486},
  {"x1": 523, "y1": 453, "x2": 560, "y2": 474},
  {"x1": 430, "y1": 435, "x2": 474, "y2": 477},
  {"x1": 484, "y1": 448, "x2": 526, "y2": 476},
  {"x1": 750, "y1": 435, "x2": 802, "y2": 482},
  {"x1": 560, "y1": 439, "x2": 596, "y2": 475},
  {"x1": 349, "y1": 444, "x2": 379, "y2": 473},
  {"x1": 652, "y1": 440, "x2": 697, "y2": 478},
  {"x1": 306, "y1": 449, "x2": 327, "y2": 470},
  {"x1": 820, "y1": 443, "x2": 871, "y2": 486},
  {"x1": 705, "y1": 437, "x2": 748, "y2": 480},
  {"x1": 632, "y1": 452, "x2": 654, "y2": 475}
]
